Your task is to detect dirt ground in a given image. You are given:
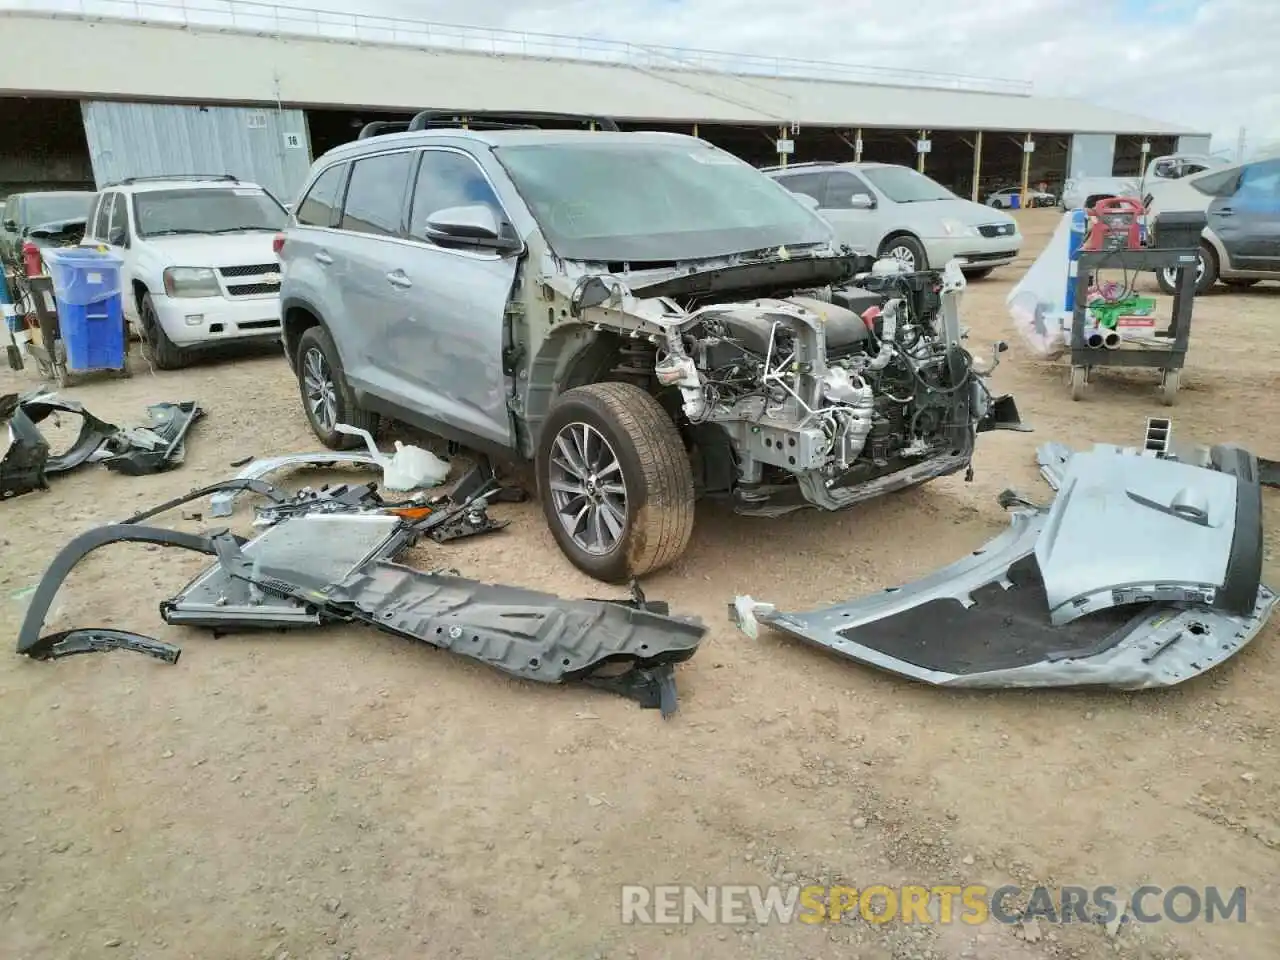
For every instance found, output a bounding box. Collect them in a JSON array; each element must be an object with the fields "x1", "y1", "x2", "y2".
[{"x1": 2, "y1": 209, "x2": 1278, "y2": 960}]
